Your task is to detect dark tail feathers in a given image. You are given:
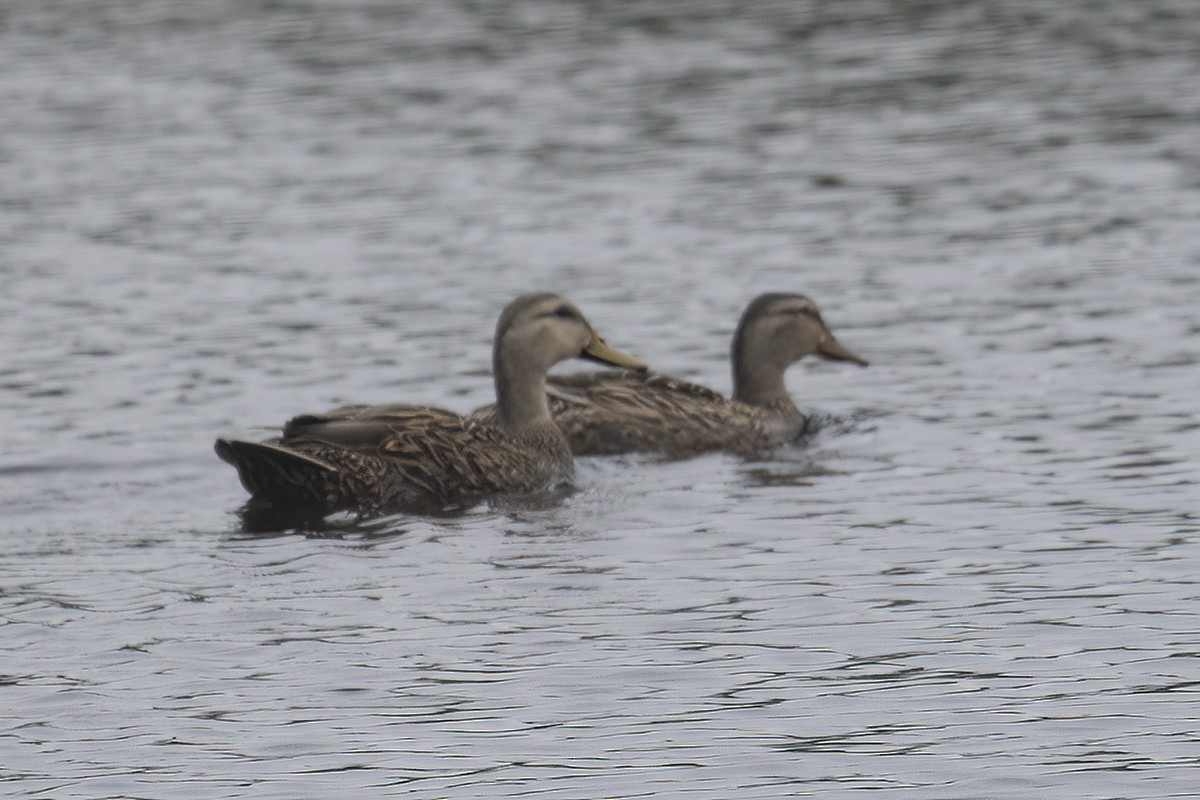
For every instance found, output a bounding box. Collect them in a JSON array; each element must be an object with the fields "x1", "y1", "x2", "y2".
[{"x1": 215, "y1": 438, "x2": 337, "y2": 508}]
